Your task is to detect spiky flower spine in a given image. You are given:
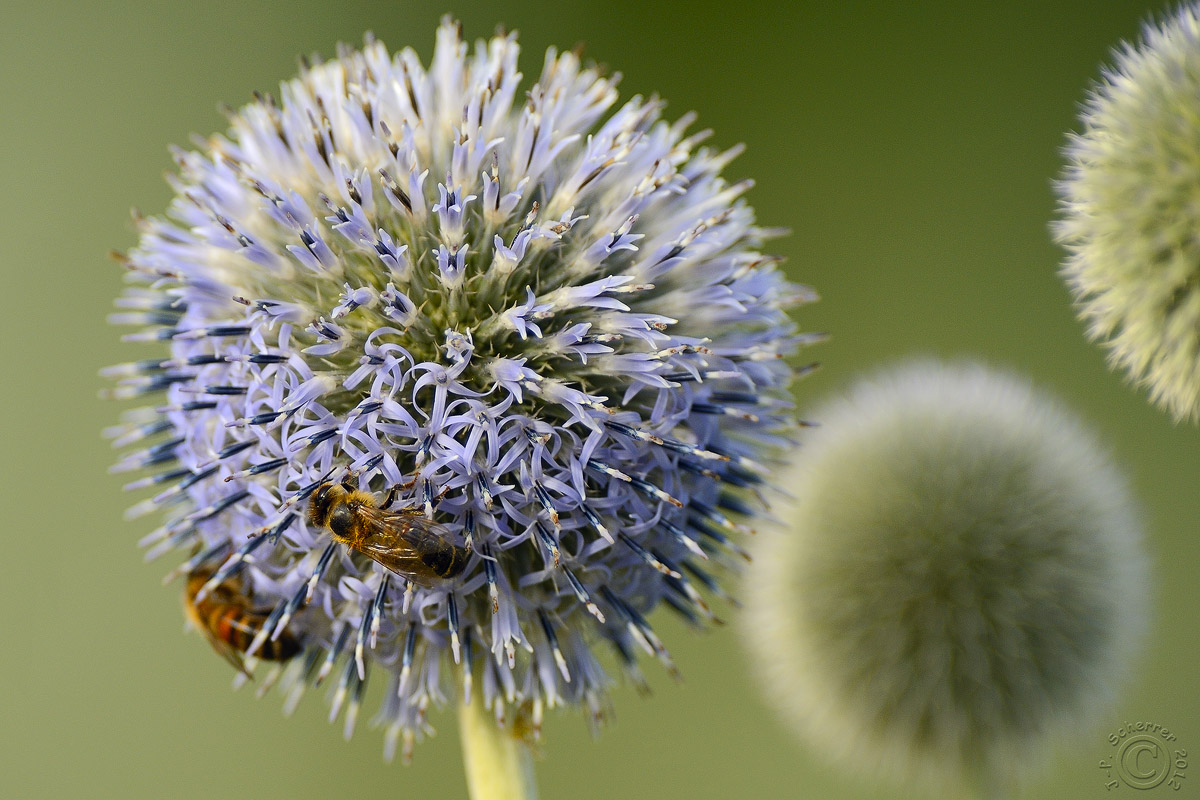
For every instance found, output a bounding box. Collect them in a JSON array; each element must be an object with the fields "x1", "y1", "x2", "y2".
[
  {"x1": 1056, "y1": 3, "x2": 1200, "y2": 421},
  {"x1": 742, "y1": 361, "x2": 1146, "y2": 796},
  {"x1": 105, "y1": 19, "x2": 813, "y2": 759}
]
